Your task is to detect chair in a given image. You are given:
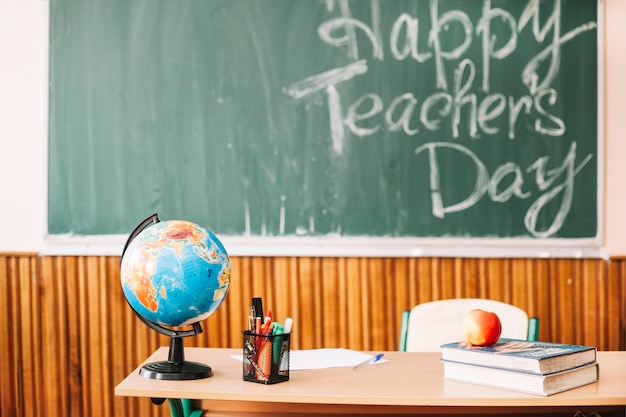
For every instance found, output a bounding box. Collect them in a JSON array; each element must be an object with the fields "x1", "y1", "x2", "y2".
[{"x1": 398, "y1": 298, "x2": 538, "y2": 352}]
